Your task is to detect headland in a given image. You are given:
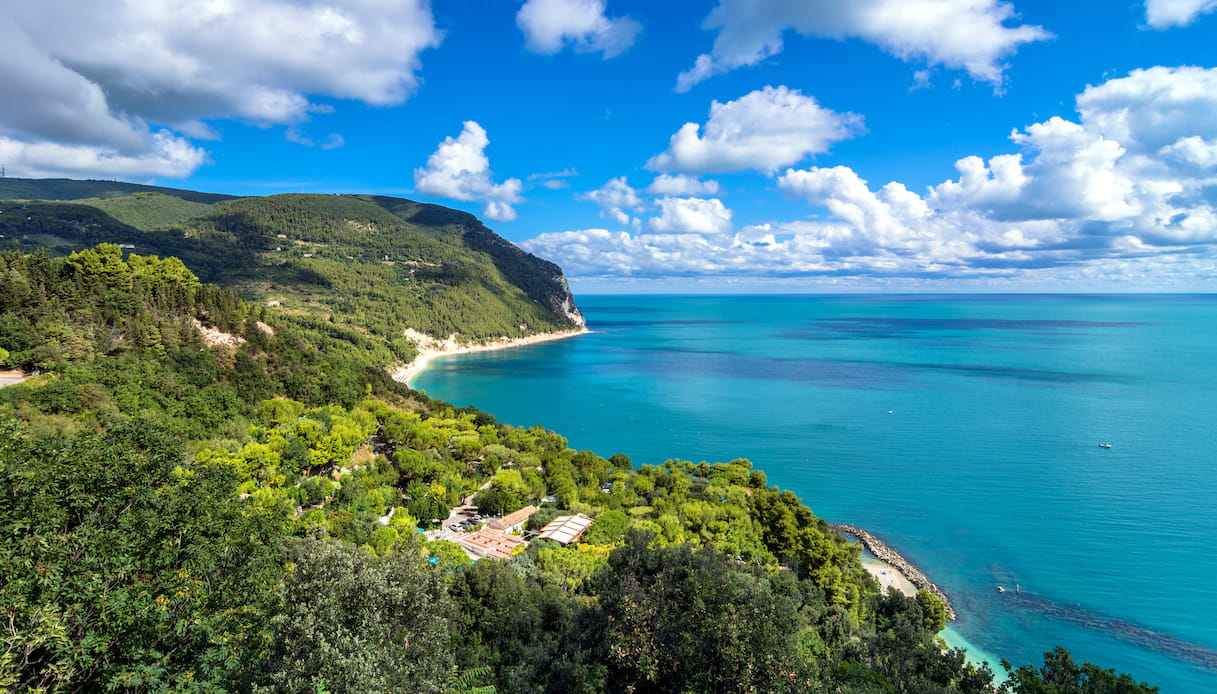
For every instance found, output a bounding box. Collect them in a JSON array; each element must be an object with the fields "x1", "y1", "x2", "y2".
[{"x1": 831, "y1": 522, "x2": 957, "y2": 620}]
